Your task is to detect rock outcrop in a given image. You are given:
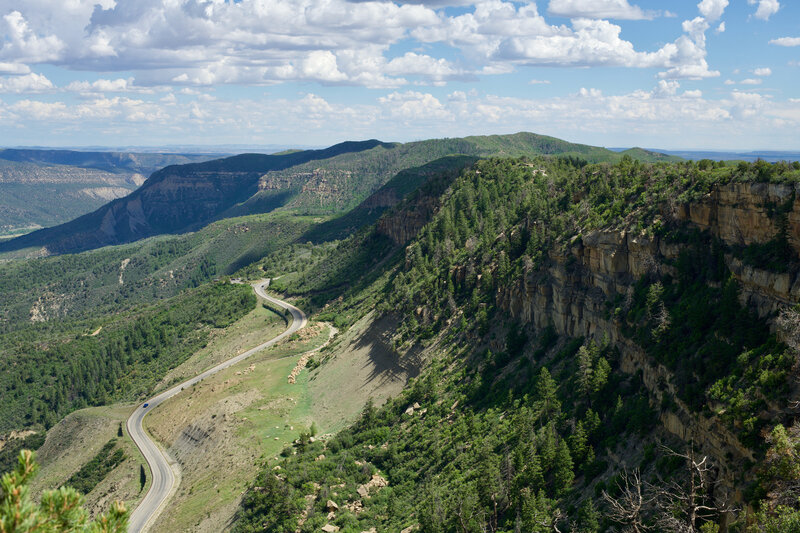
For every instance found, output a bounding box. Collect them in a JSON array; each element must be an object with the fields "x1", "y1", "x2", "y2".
[
  {"x1": 495, "y1": 181, "x2": 800, "y2": 488},
  {"x1": 377, "y1": 196, "x2": 439, "y2": 245},
  {"x1": 676, "y1": 182, "x2": 799, "y2": 253},
  {"x1": 0, "y1": 140, "x2": 386, "y2": 255}
]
